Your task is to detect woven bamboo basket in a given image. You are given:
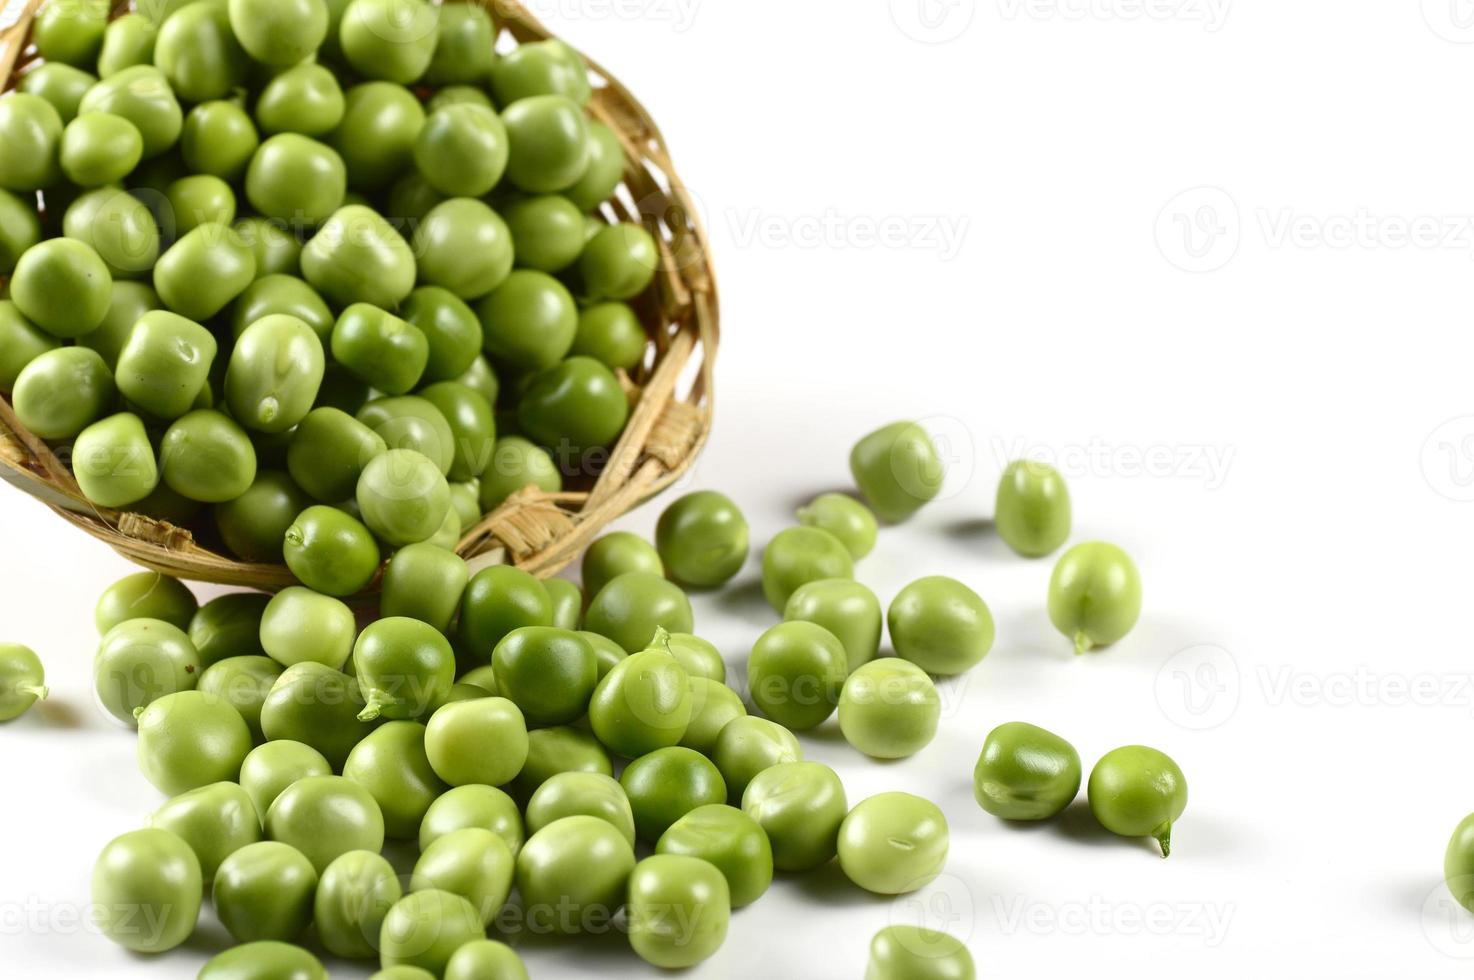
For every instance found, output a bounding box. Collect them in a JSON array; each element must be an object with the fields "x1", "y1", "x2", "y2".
[{"x1": 0, "y1": 0, "x2": 718, "y2": 589}]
